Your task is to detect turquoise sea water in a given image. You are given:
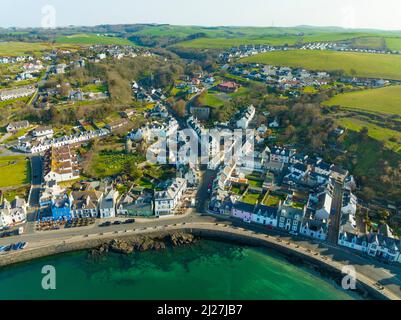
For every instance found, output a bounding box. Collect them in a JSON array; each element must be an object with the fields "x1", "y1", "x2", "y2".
[{"x1": 0, "y1": 240, "x2": 357, "y2": 300}]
